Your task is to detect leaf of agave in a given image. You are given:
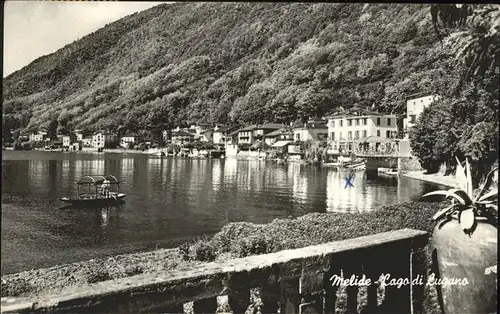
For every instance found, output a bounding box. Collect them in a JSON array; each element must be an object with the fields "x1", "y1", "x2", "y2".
[
  {"x1": 460, "y1": 208, "x2": 475, "y2": 232},
  {"x1": 478, "y1": 190, "x2": 498, "y2": 202},
  {"x1": 476, "y1": 200, "x2": 497, "y2": 204},
  {"x1": 433, "y1": 204, "x2": 457, "y2": 221},
  {"x1": 455, "y1": 157, "x2": 468, "y2": 191},
  {"x1": 423, "y1": 190, "x2": 467, "y2": 205},
  {"x1": 465, "y1": 158, "x2": 473, "y2": 199},
  {"x1": 485, "y1": 204, "x2": 498, "y2": 212},
  {"x1": 474, "y1": 166, "x2": 499, "y2": 202},
  {"x1": 452, "y1": 189, "x2": 473, "y2": 205}
]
